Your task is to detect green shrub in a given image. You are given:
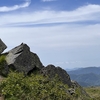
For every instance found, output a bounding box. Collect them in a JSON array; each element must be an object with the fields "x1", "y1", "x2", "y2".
[
  {"x1": 0, "y1": 72, "x2": 72, "y2": 100},
  {"x1": 0, "y1": 71, "x2": 92, "y2": 100},
  {"x1": 0, "y1": 55, "x2": 6, "y2": 63},
  {"x1": 0, "y1": 55, "x2": 8, "y2": 76}
]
